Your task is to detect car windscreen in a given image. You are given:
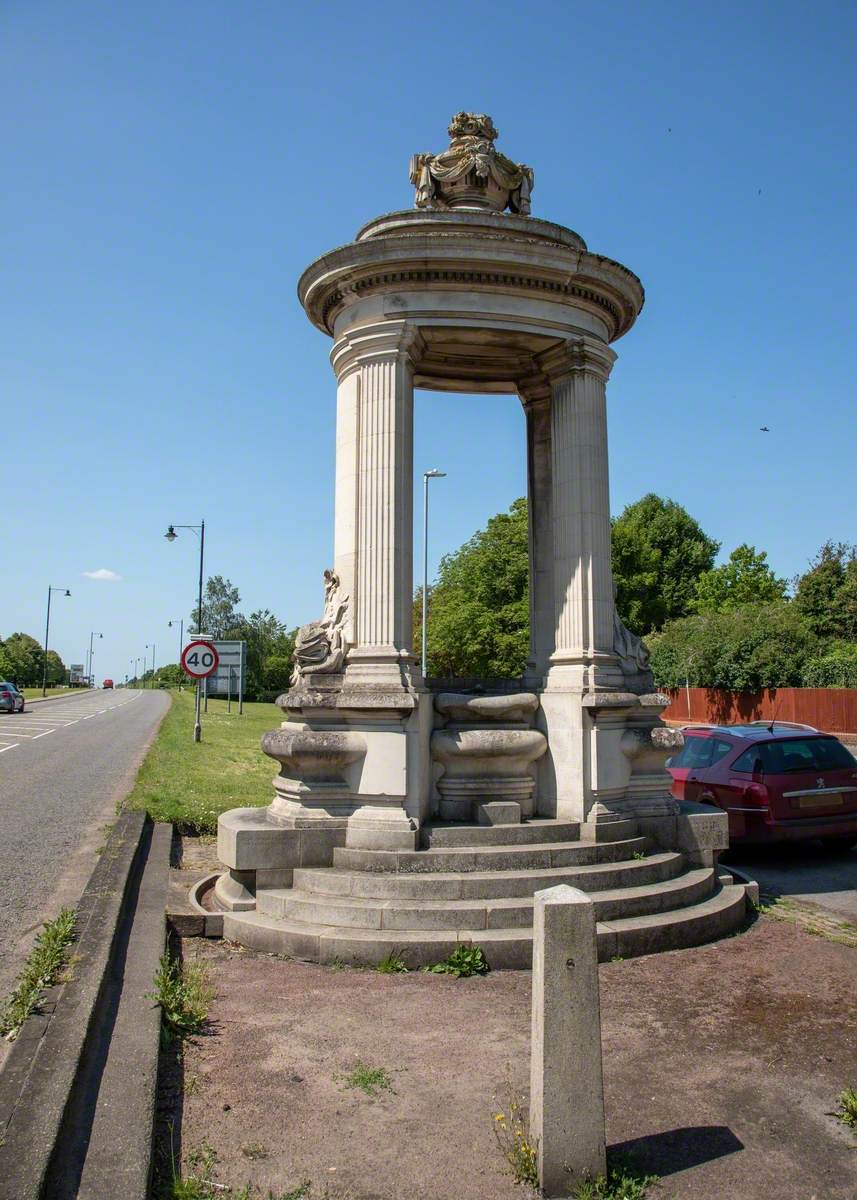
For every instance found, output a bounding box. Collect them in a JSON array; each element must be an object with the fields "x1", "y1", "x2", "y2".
[{"x1": 734, "y1": 737, "x2": 857, "y2": 774}]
